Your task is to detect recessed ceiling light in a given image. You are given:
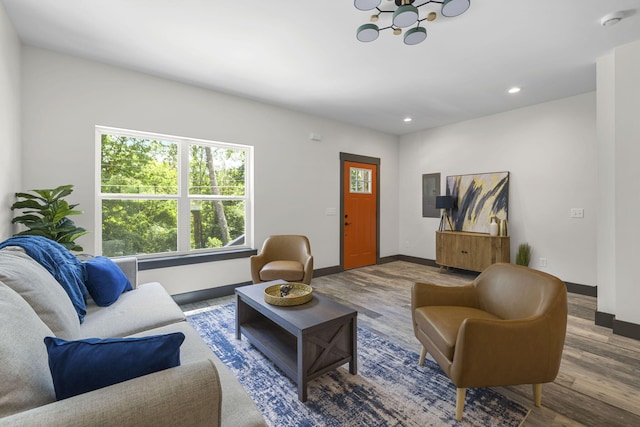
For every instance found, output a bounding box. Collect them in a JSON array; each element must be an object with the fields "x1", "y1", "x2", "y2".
[
  {"x1": 404, "y1": 117, "x2": 412, "y2": 122},
  {"x1": 508, "y1": 87, "x2": 521, "y2": 94}
]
